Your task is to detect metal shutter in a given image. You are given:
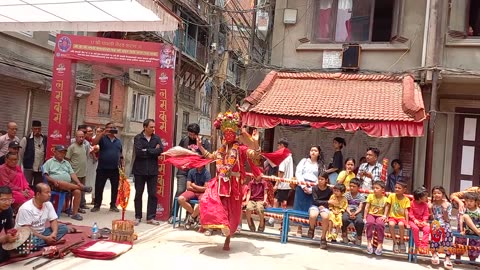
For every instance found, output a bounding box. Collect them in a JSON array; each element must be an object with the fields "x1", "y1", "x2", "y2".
[
  {"x1": 0, "y1": 81, "x2": 29, "y2": 137},
  {"x1": 31, "y1": 89, "x2": 51, "y2": 136}
]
